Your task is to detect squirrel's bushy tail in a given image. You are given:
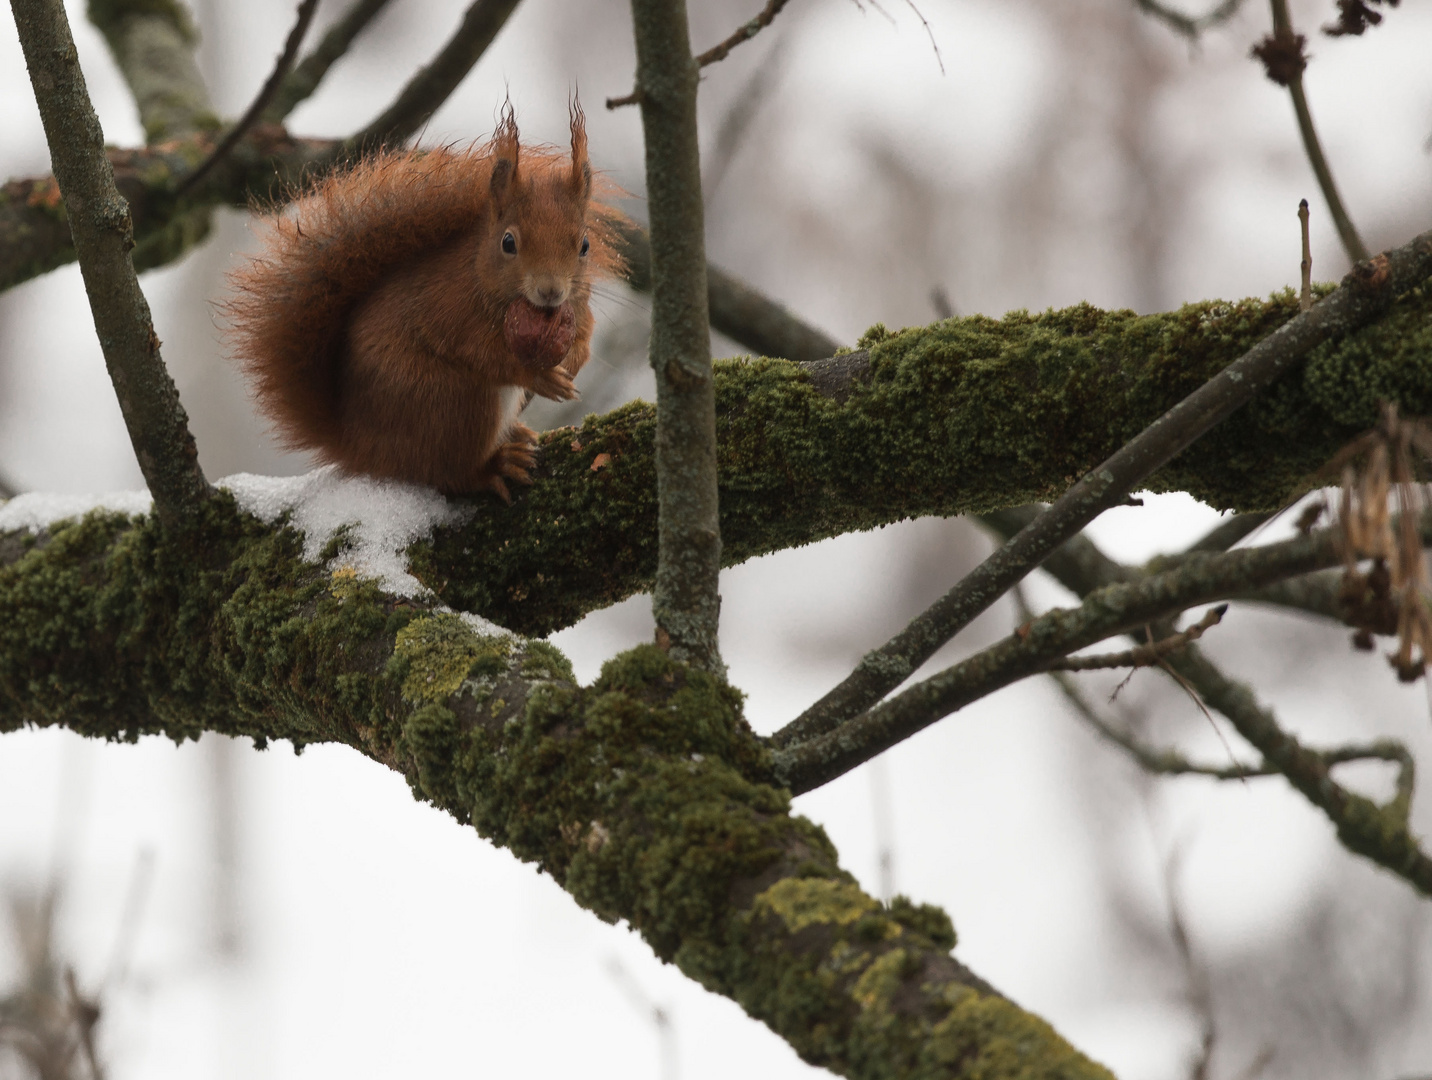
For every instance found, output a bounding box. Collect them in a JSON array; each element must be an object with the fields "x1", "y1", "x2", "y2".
[{"x1": 224, "y1": 147, "x2": 500, "y2": 453}]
